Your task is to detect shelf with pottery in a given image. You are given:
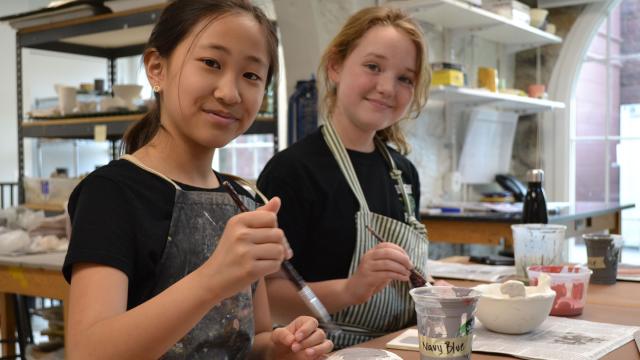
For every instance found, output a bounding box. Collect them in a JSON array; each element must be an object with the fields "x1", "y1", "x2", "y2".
[
  {"x1": 17, "y1": 4, "x2": 165, "y2": 58},
  {"x1": 387, "y1": 0, "x2": 562, "y2": 52},
  {"x1": 22, "y1": 202, "x2": 66, "y2": 213},
  {"x1": 20, "y1": 114, "x2": 276, "y2": 139},
  {"x1": 429, "y1": 86, "x2": 565, "y2": 115}
]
